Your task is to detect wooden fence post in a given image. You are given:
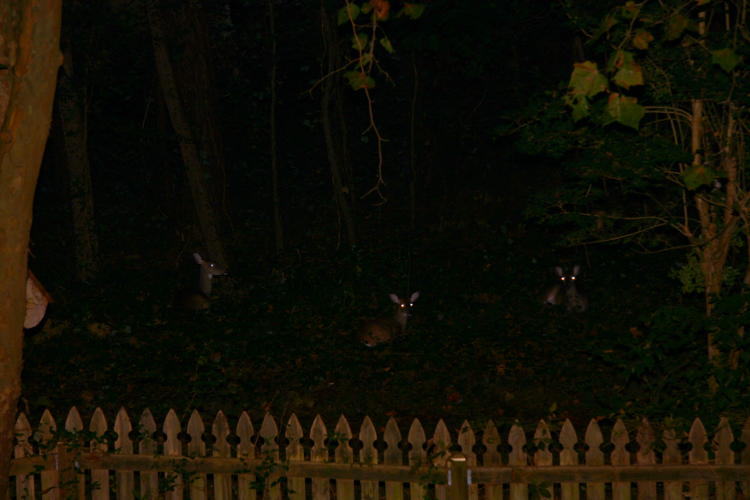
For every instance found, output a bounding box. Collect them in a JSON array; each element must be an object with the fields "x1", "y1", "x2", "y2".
[{"x1": 447, "y1": 453, "x2": 468, "y2": 500}]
